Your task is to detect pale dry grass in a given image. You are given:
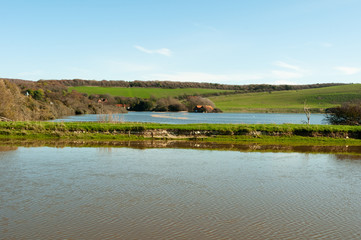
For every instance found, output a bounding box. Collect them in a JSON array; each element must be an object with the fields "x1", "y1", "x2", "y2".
[{"x1": 97, "y1": 114, "x2": 124, "y2": 123}]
